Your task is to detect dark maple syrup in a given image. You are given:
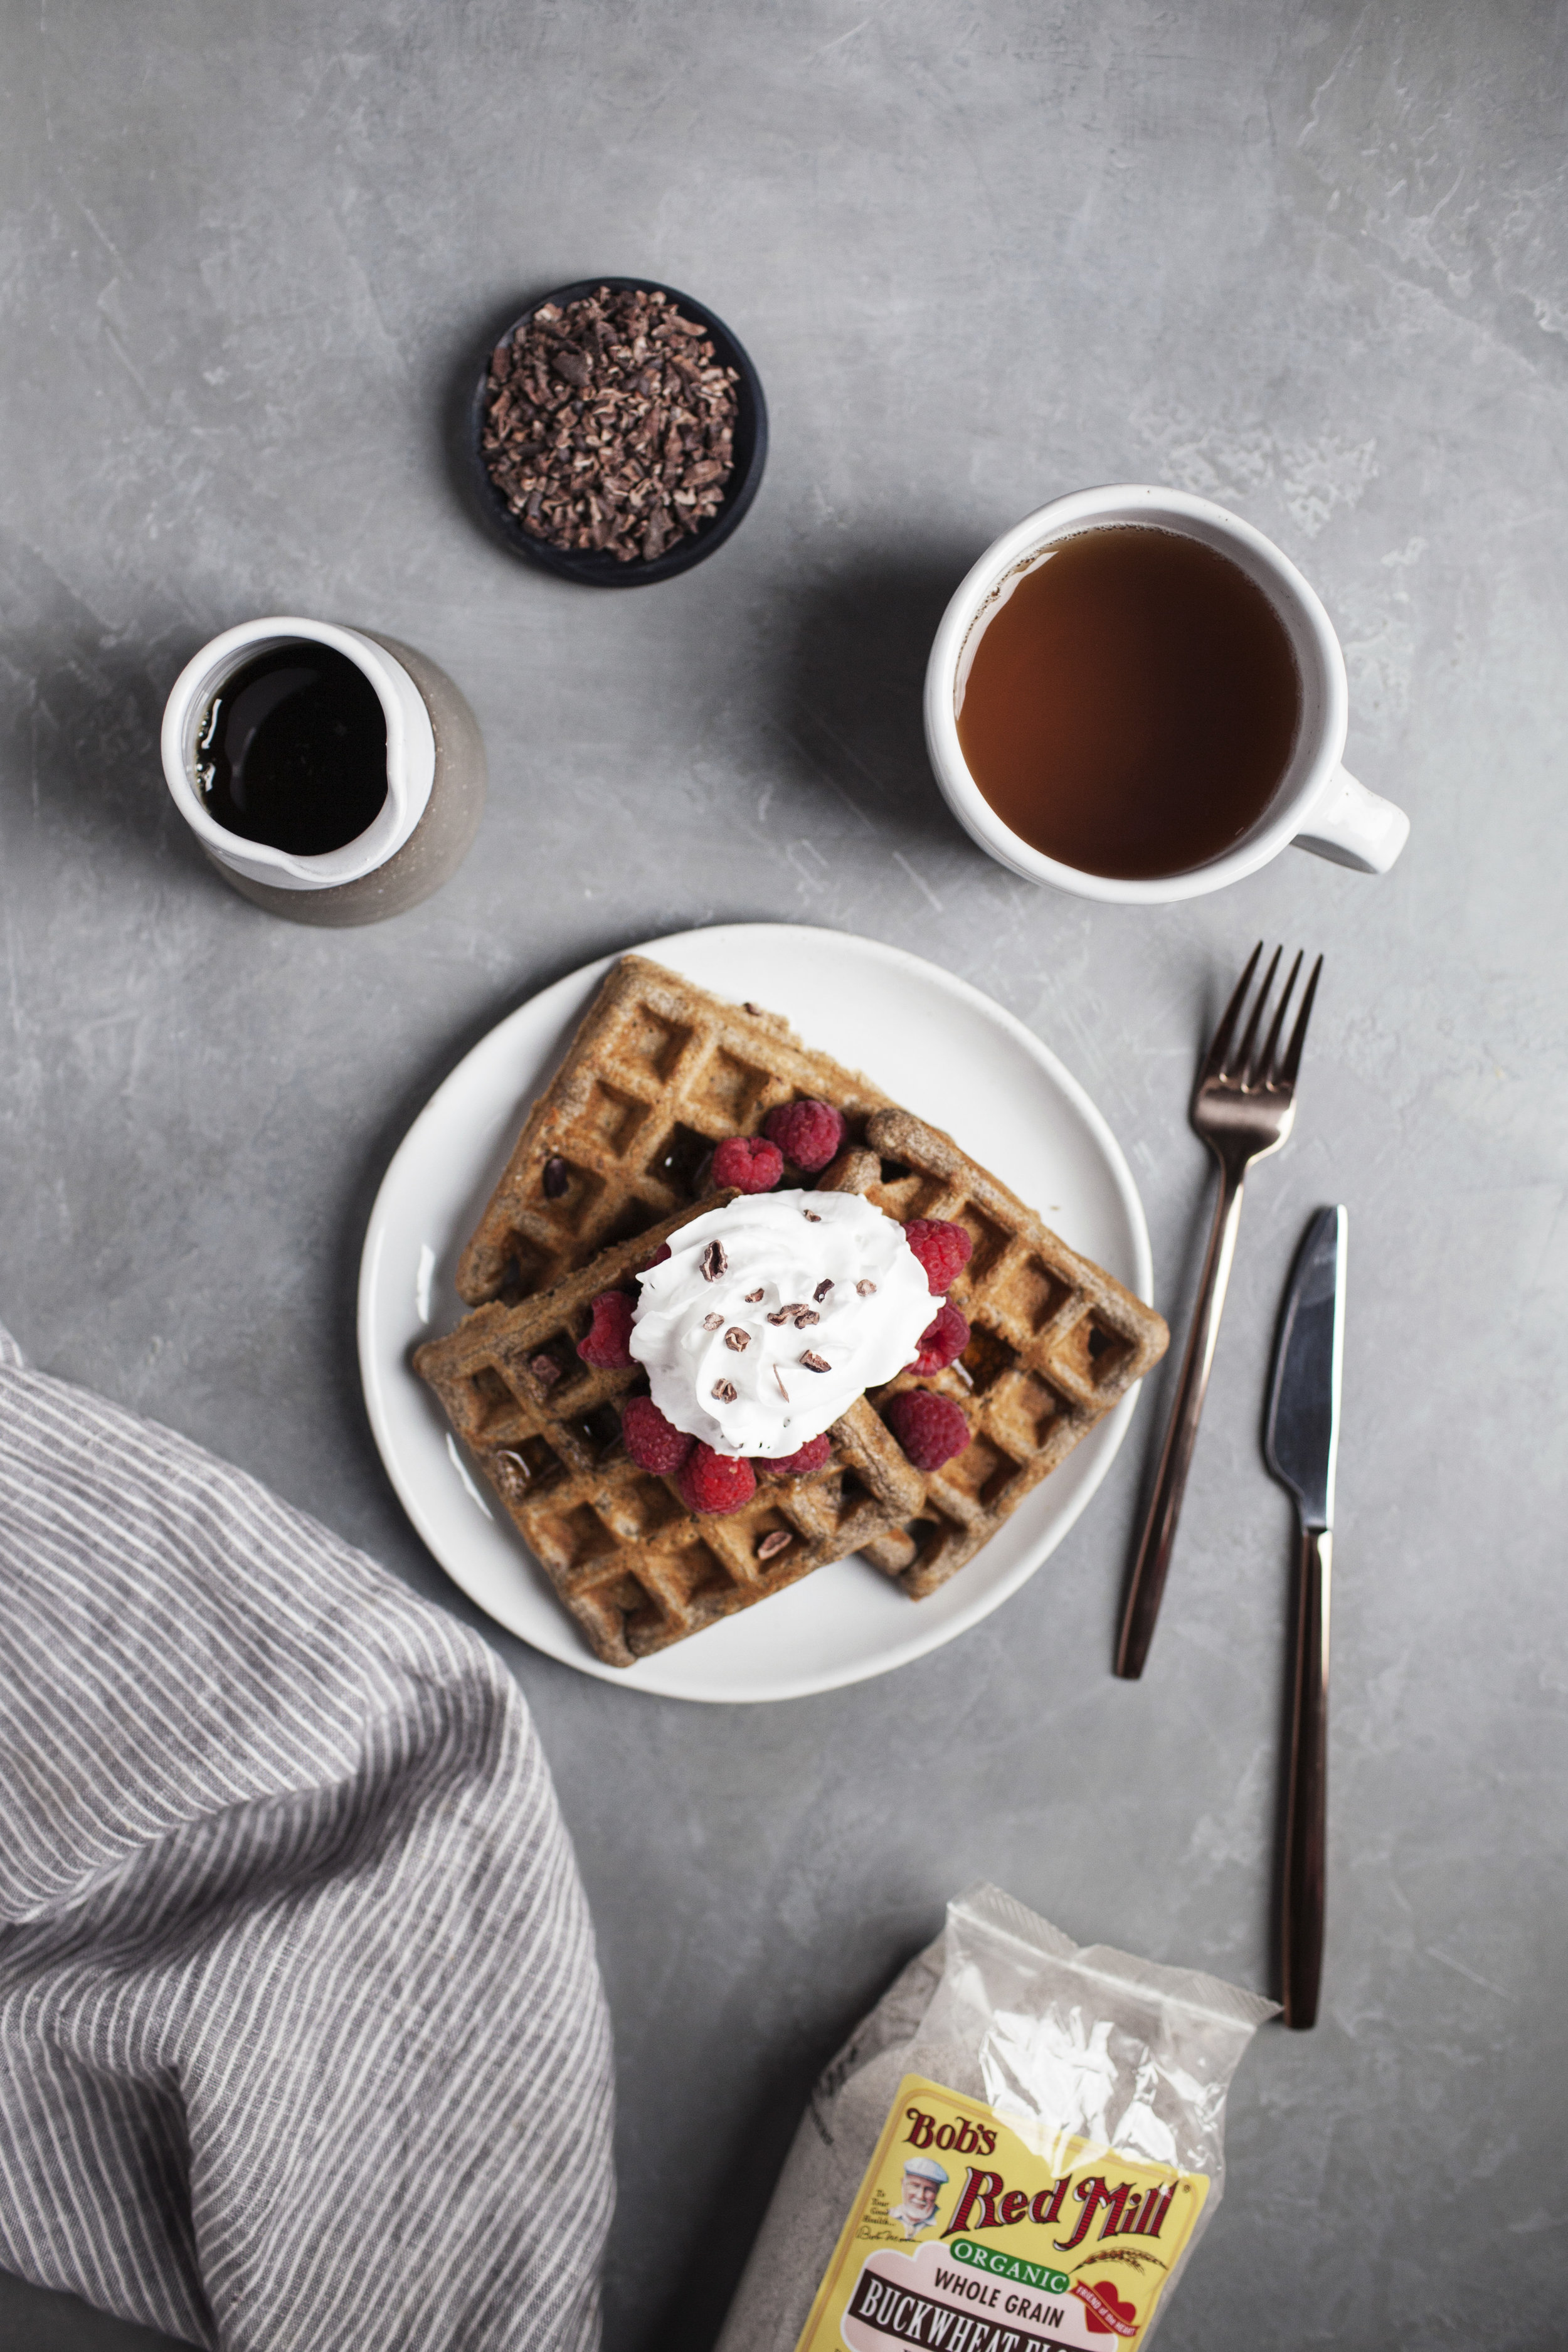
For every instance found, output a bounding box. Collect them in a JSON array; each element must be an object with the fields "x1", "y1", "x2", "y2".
[
  {"x1": 195, "y1": 642, "x2": 387, "y2": 857},
  {"x1": 956, "y1": 526, "x2": 1301, "y2": 881}
]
